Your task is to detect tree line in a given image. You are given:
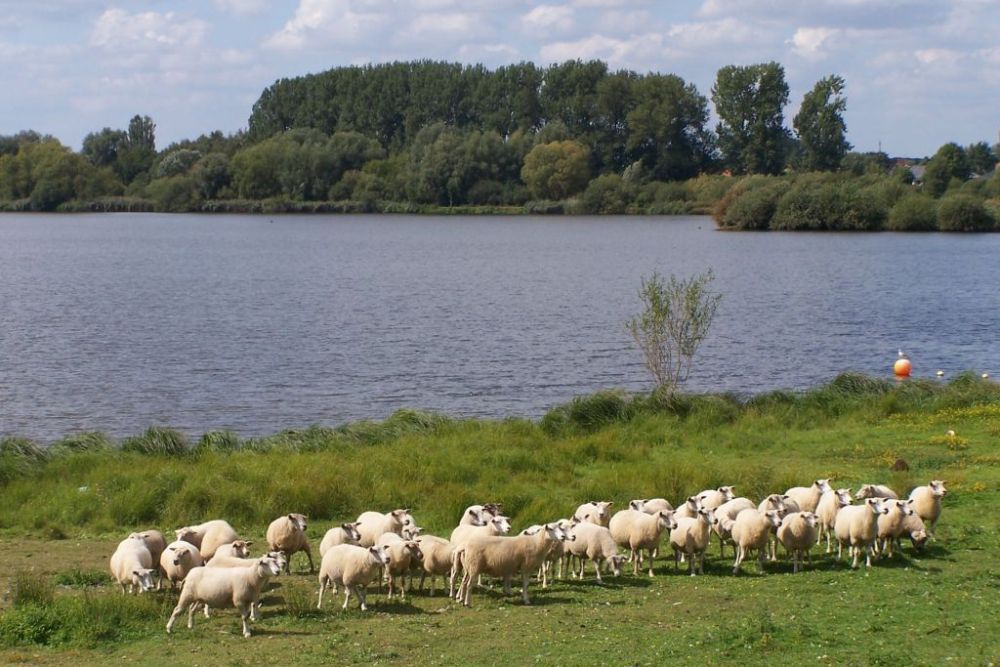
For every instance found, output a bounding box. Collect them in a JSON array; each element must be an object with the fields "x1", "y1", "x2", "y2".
[{"x1": 1, "y1": 59, "x2": 997, "y2": 224}]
